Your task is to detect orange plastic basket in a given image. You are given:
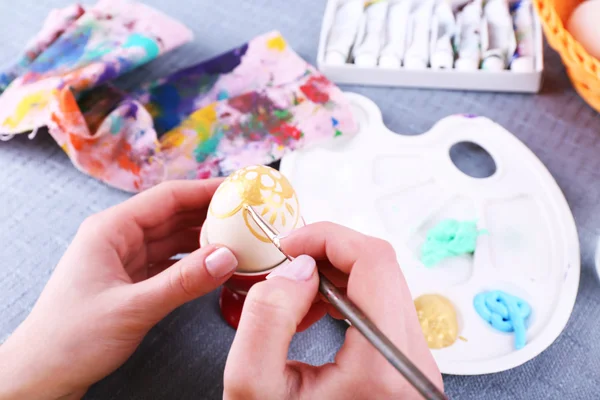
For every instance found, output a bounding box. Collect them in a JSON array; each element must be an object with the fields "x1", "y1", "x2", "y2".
[{"x1": 534, "y1": 0, "x2": 600, "y2": 112}]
